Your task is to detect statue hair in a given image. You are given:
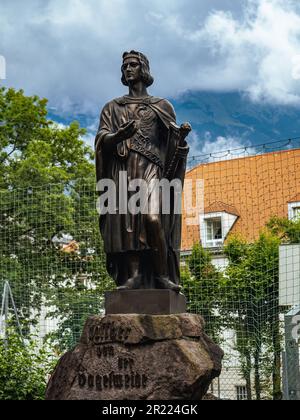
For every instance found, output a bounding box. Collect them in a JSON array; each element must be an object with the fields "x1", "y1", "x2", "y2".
[{"x1": 121, "y1": 50, "x2": 154, "y2": 87}]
